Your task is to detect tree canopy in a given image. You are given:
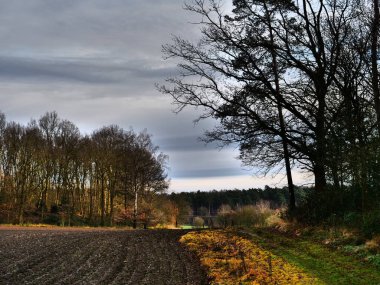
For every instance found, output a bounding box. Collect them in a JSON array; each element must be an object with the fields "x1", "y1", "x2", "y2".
[{"x1": 159, "y1": 0, "x2": 380, "y2": 216}]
